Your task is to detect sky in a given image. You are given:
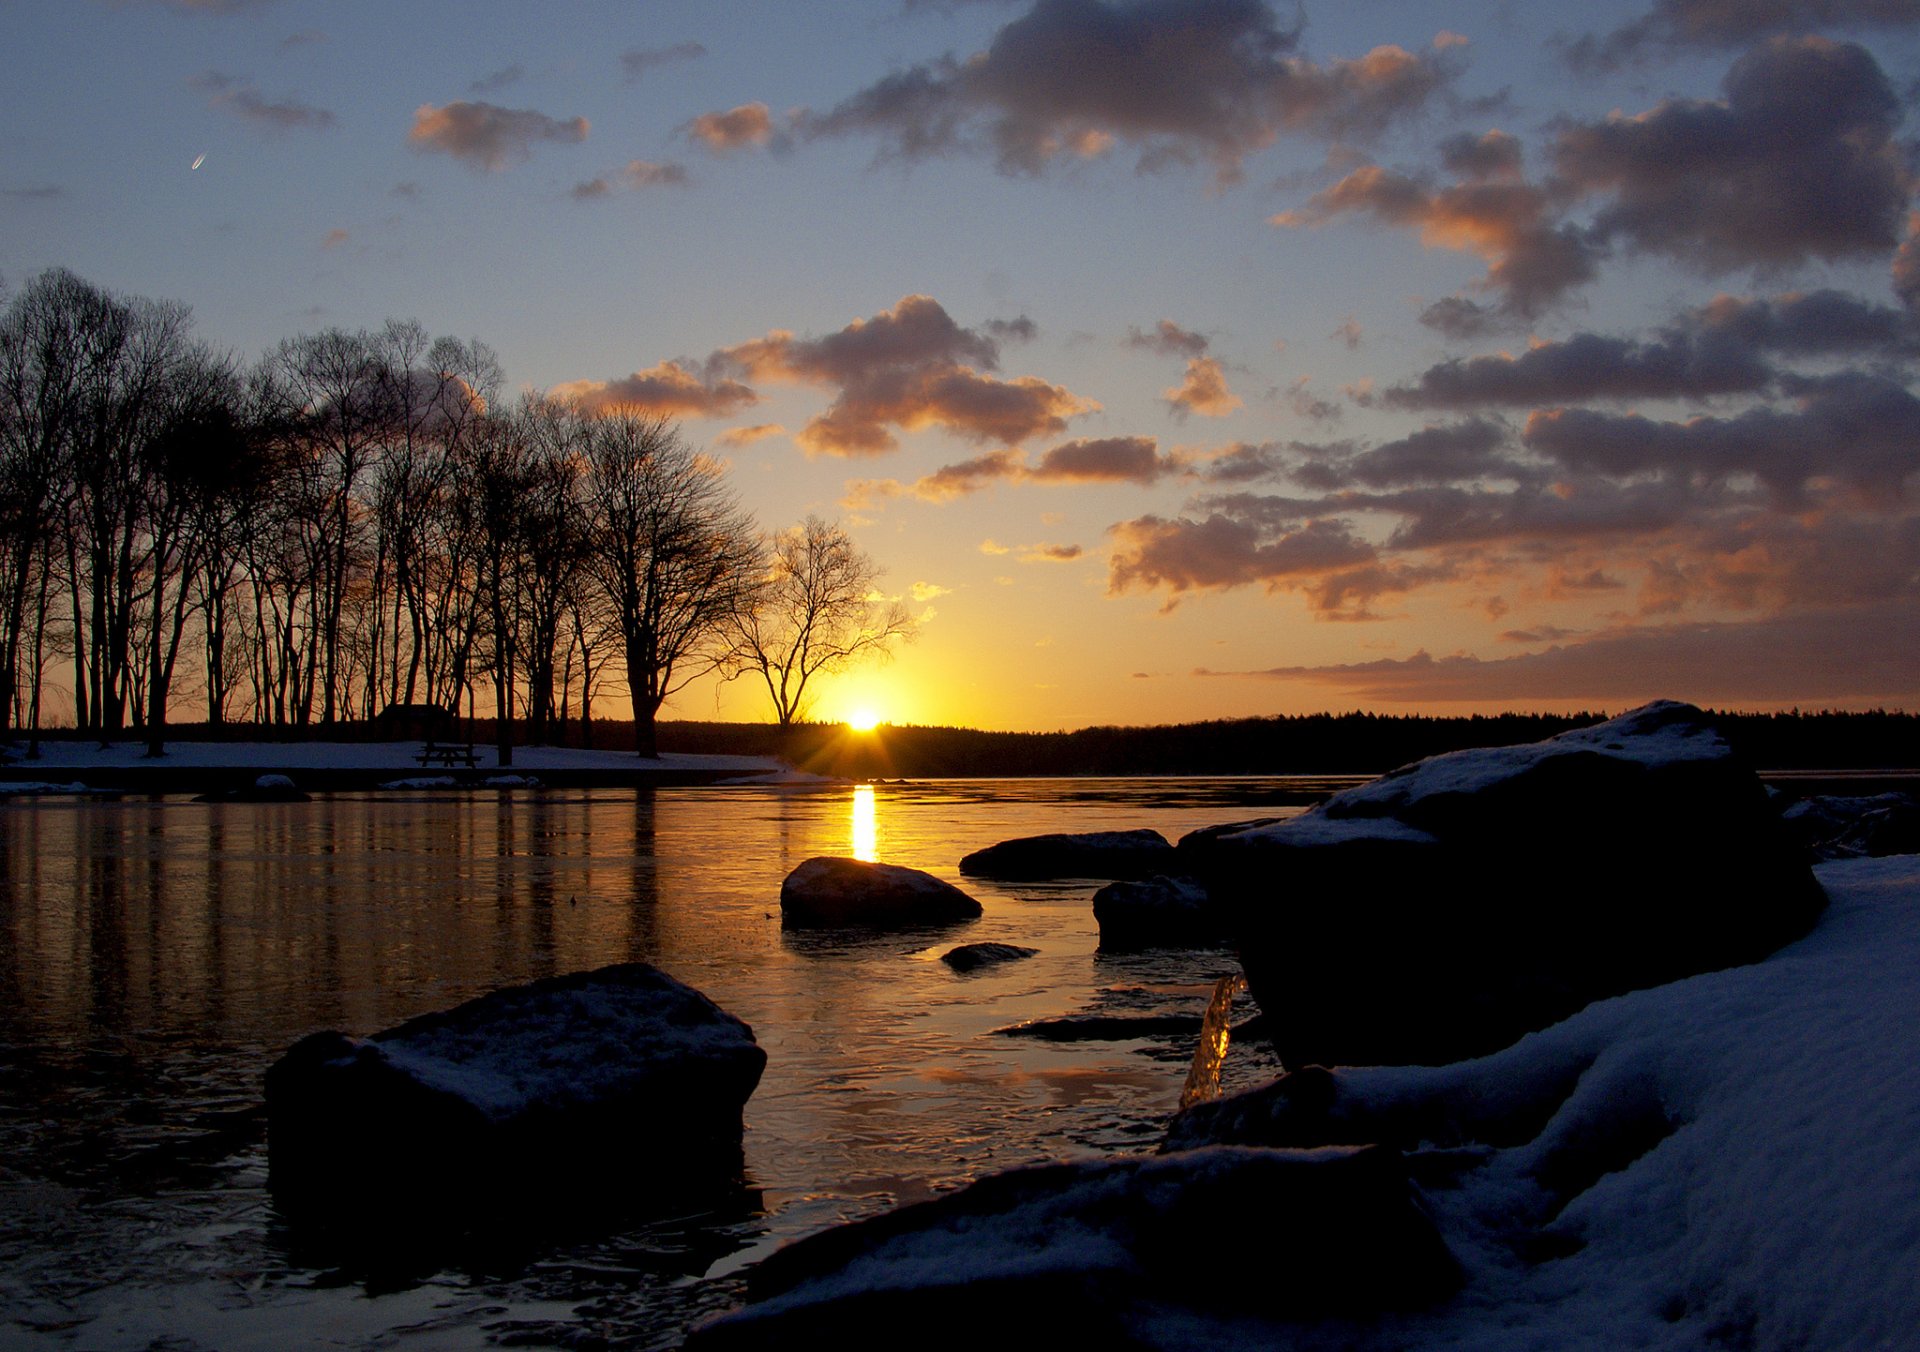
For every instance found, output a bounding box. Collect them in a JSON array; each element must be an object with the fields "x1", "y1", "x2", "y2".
[{"x1": 5, "y1": 0, "x2": 1920, "y2": 732}]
